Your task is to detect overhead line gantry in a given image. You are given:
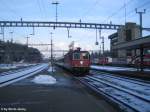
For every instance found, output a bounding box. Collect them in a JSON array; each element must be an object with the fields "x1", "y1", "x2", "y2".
[
  {"x1": 0, "y1": 20, "x2": 149, "y2": 31},
  {"x1": 0, "y1": 21, "x2": 123, "y2": 30}
]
